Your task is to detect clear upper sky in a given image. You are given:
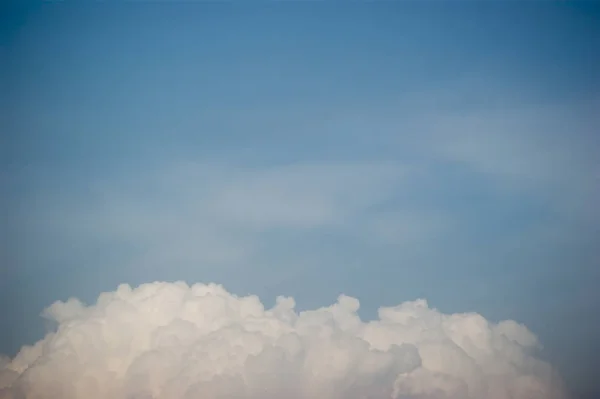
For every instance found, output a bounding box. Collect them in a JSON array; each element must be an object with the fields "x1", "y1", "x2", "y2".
[{"x1": 2, "y1": 2, "x2": 599, "y2": 397}]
